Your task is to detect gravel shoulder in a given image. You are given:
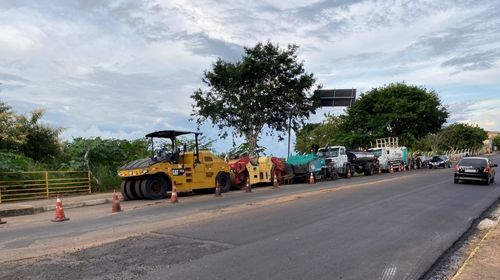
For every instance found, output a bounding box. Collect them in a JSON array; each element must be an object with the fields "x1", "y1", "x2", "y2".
[{"x1": 452, "y1": 208, "x2": 500, "y2": 280}]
